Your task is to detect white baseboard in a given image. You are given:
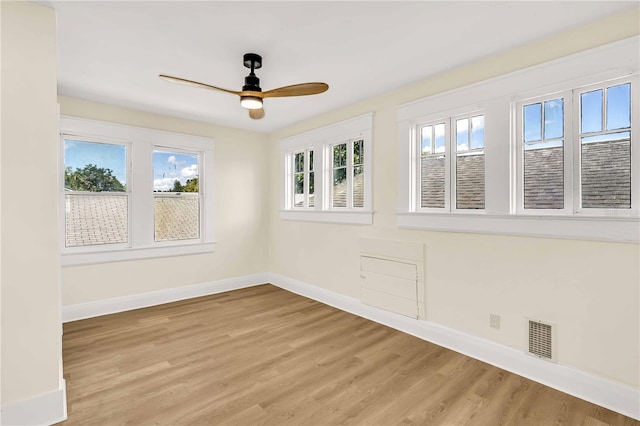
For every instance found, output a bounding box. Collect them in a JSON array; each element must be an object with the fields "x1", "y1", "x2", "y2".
[
  {"x1": 0, "y1": 381, "x2": 67, "y2": 426},
  {"x1": 59, "y1": 272, "x2": 639, "y2": 420},
  {"x1": 269, "y1": 273, "x2": 640, "y2": 421},
  {"x1": 62, "y1": 273, "x2": 270, "y2": 323}
]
